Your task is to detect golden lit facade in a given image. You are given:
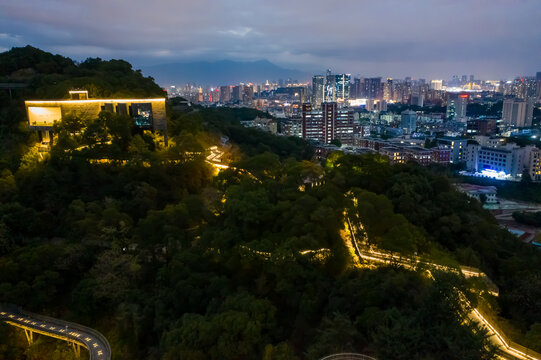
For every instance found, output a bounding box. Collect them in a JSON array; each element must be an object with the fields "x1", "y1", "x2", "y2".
[{"x1": 25, "y1": 90, "x2": 167, "y2": 132}]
